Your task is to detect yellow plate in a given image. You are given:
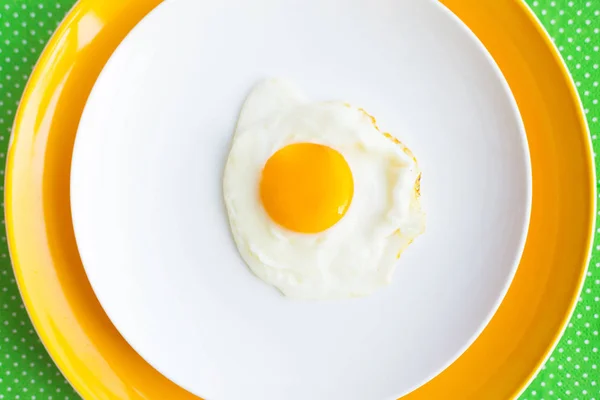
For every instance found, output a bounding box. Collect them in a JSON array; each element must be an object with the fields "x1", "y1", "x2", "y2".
[{"x1": 5, "y1": 0, "x2": 594, "y2": 399}]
